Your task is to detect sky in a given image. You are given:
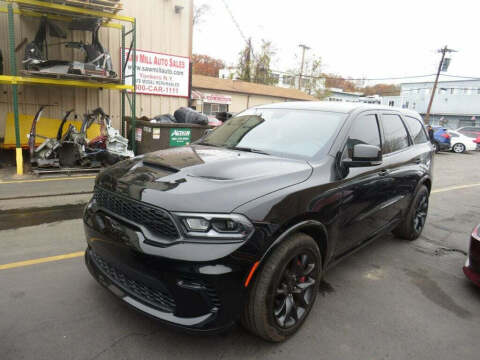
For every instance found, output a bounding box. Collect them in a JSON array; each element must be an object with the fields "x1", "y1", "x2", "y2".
[{"x1": 193, "y1": 0, "x2": 480, "y2": 85}]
